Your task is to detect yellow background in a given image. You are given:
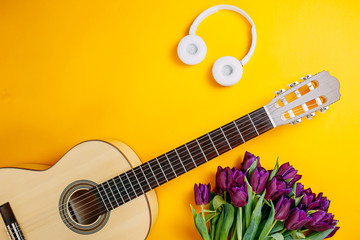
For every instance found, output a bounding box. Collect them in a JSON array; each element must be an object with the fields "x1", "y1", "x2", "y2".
[{"x1": 0, "y1": 0, "x2": 359, "y2": 239}]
